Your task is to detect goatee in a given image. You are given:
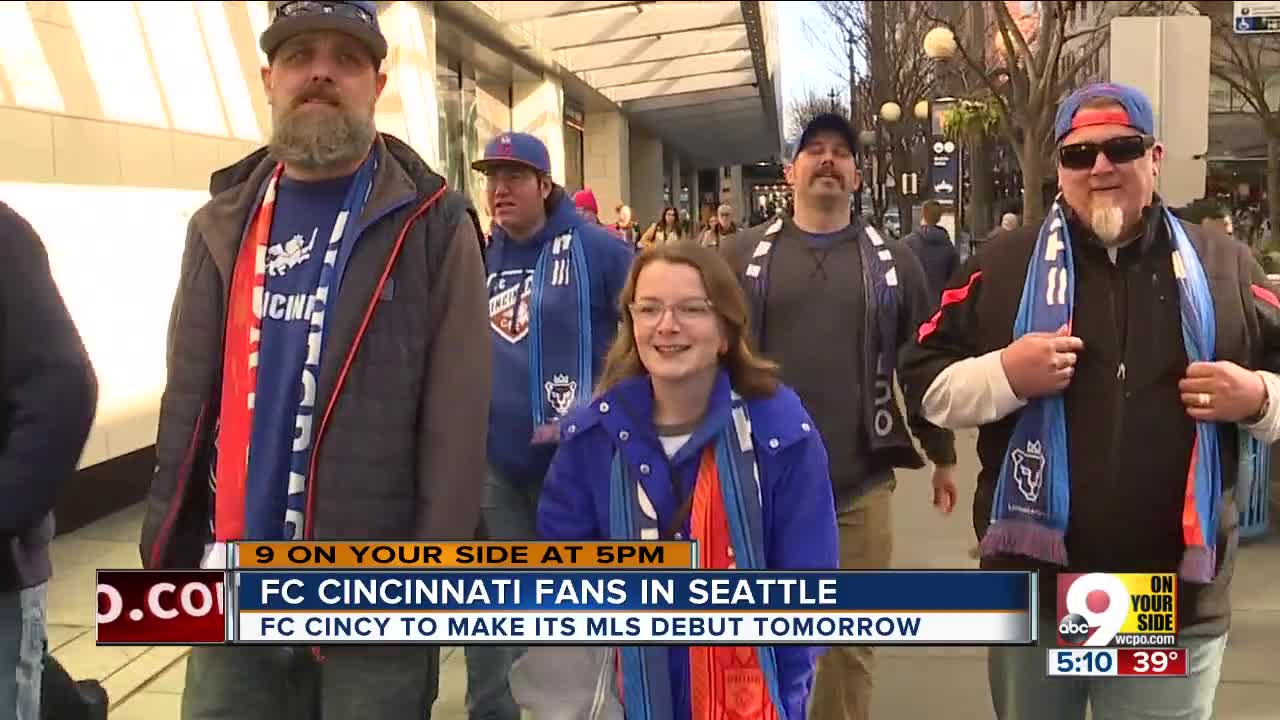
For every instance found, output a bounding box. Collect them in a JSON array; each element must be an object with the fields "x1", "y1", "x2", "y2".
[{"x1": 1089, "y1": 205, "x2": 1126, "y2": 246}]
